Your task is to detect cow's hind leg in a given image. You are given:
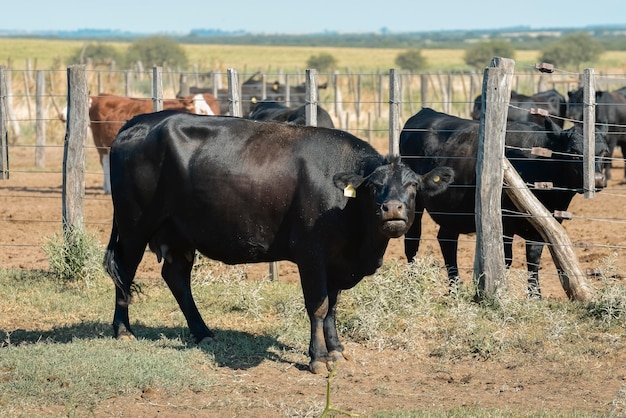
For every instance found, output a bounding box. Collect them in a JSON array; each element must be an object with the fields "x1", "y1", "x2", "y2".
[
  {"x1": 104, "y1": 232, "x2": 146, "y2": 340},
  {"x1": 526, "y1": 242, "x2": 544, "y2": 299},
  {"x1": 437, "y1": 228, "x2": 461, "y2": 292},
  {"x1": 404, "y1": 208, "x2": 424, "y2": 262},
  {"x1": 161, "y1": 252, "x2": 214, "y2": 343}
]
